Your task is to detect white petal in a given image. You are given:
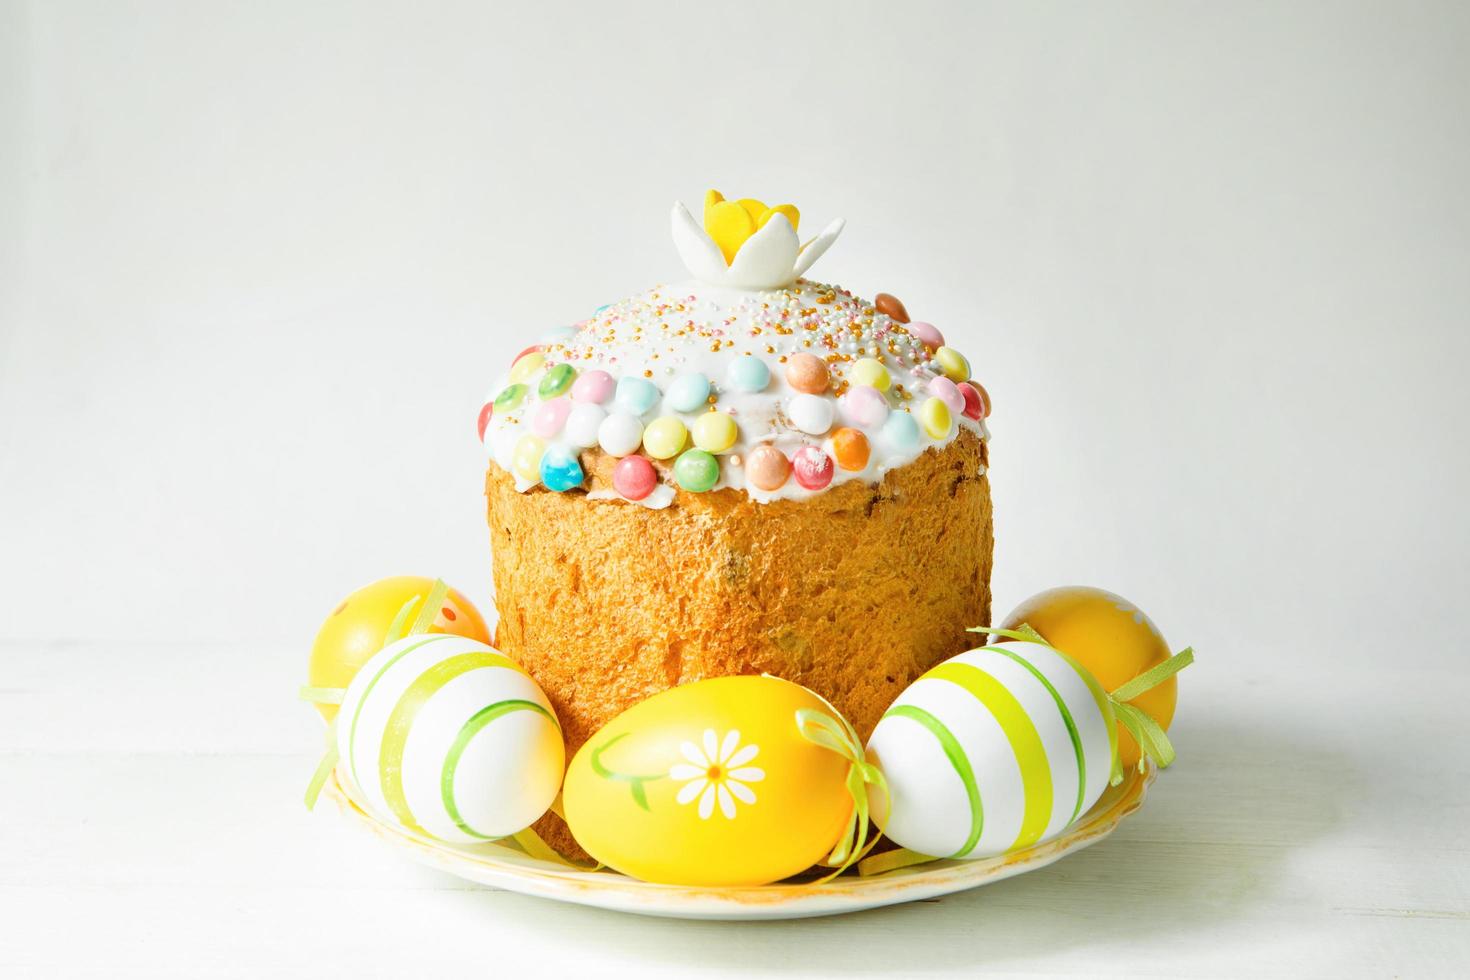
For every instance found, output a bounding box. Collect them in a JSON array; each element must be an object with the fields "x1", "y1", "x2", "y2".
[
  {"x1": 727, "y1": 779, "x2": 756, "y2": 805},
  {"x1": 679, "y1": 740, "x2": 708, "y2": 767},
  {"x1": 669, "y1": 764, "x2": 704, "y2": 781},
  {"x1": 725, "y1": 212, "x2": 800, "y2": 290},
  {"x1": 702, "y1": 729, "x2": 719, "y2": 764},
  {"x1": 717, "y1": 784, "x2": 736, "y2": 819},
  {"x1": 698, "y1": 784, "x2": 716, "y2": 819},
  {"x1": 725, "y1": 743, "x2": 759, "y2": 768},
  {"x1": 718, "y1": 730, "x2": 741, "y2": 764},
  {"x1": 670, "y1": 202, "x2": 730, "y2": 283},
  {"x1": 676, "y1": 777, "x2": 707, "y2": 805},
  {"x1": 728, "y1": 766, "x2": 765, "y2": 783},
  {"x1": 792, "y1": 217, "x2": 846, "y2": 278}
]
